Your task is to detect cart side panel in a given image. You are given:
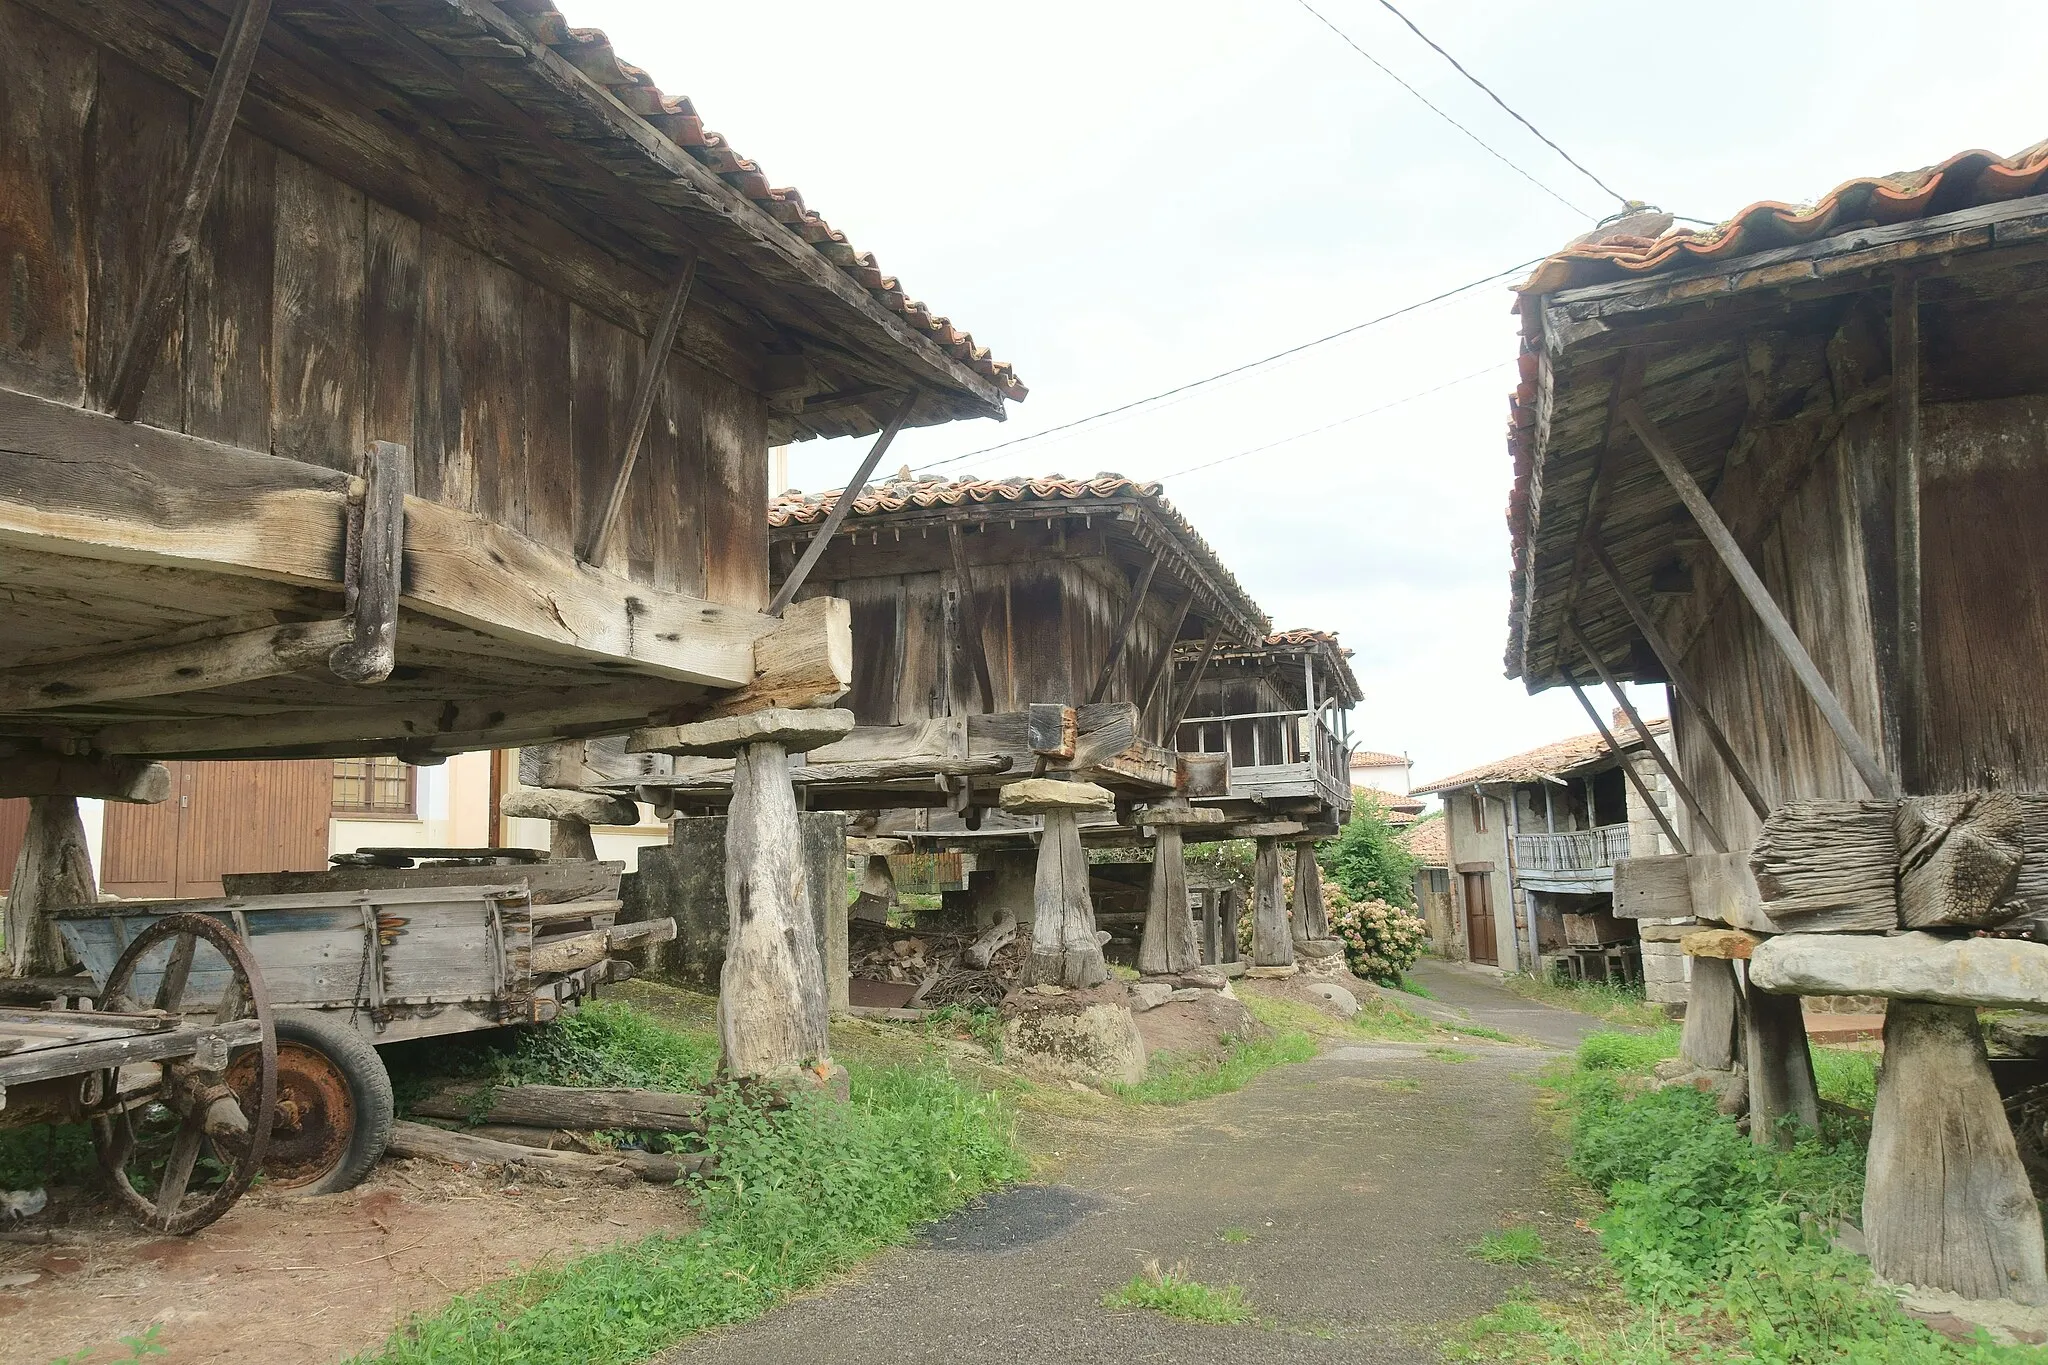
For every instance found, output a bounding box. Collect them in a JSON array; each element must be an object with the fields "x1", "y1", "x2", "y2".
[{"x1": 377, "y1": 895, "x2": 507, "y2": 1004}]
